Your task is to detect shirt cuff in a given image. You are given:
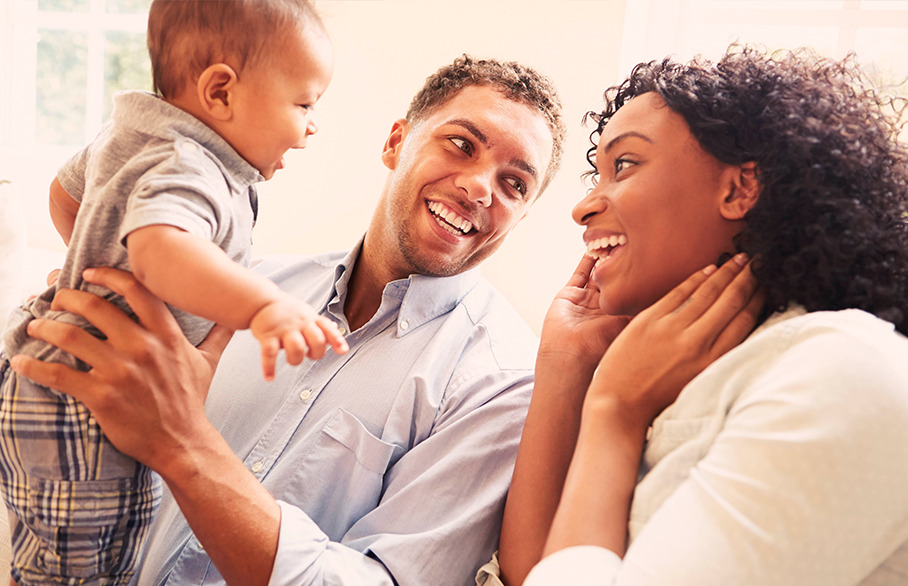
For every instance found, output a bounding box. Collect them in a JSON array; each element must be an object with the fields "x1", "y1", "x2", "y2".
[
  {"x1": 267, "y1": 500, "x2": 329, "y2": 586},
  {"x1": 524, "y1": 546, "x2": 622, "y2": 586}
]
